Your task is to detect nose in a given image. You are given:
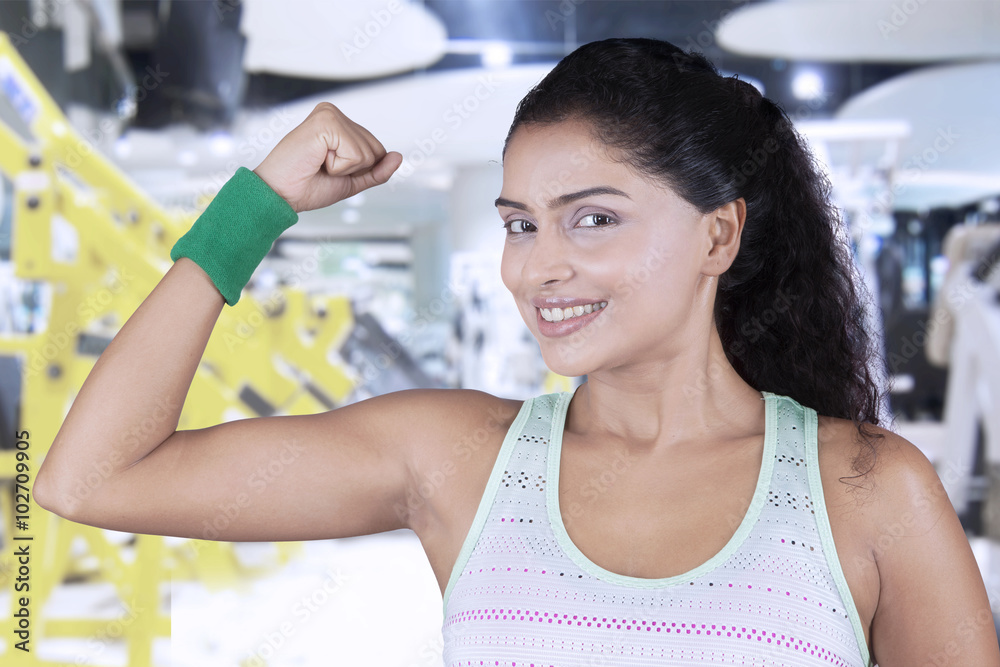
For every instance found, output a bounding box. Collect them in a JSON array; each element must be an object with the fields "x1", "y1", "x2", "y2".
[{"x1": 520, "y1": 225, "x2": 574, "y2": 287}]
